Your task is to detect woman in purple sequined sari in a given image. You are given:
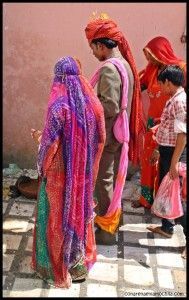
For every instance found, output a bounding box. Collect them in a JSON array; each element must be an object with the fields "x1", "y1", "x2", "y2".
[{"x1": 31, "y1": 56, "x2": 106, "y2": 288}]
